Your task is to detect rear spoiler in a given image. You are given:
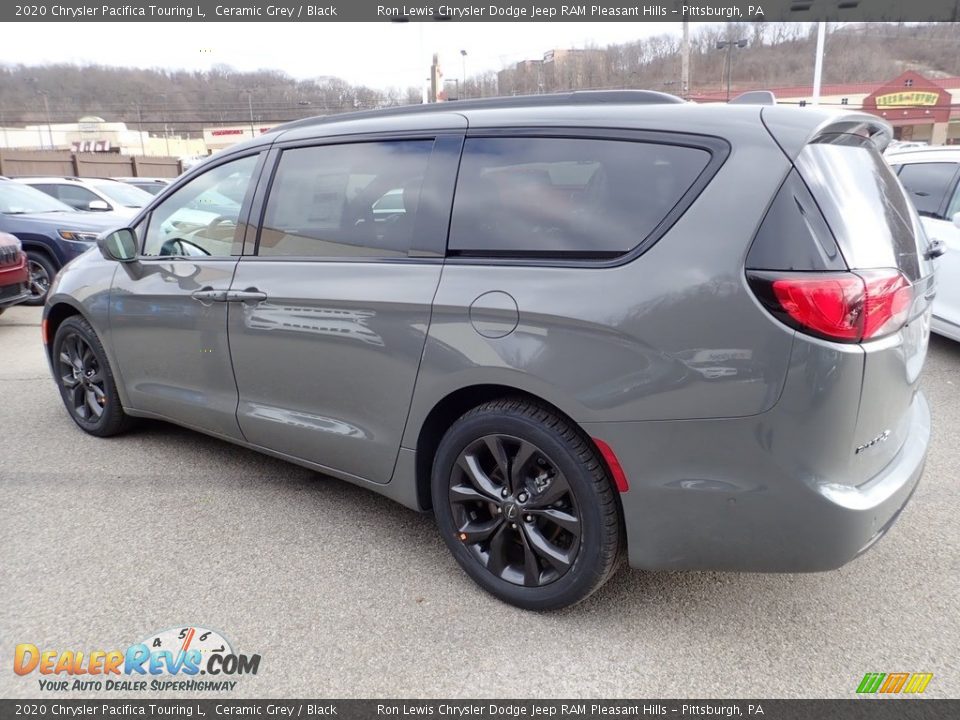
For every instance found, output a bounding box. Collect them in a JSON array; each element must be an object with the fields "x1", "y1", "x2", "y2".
[{"x1": 760, "y1": 106, "x2": 894, "y2": 158}]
